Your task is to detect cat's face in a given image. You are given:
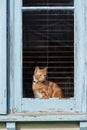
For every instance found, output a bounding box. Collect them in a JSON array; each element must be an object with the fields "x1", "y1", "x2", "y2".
[{"x1": 33, "y1": 67, "x2": 47, "y2": 82}]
